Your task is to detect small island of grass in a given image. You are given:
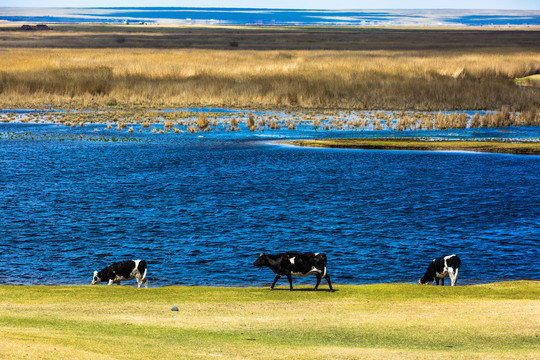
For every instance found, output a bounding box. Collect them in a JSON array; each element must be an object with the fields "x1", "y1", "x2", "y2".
[{"x1": 289, "y1": 138, "x2": 540, "y2": 155}]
